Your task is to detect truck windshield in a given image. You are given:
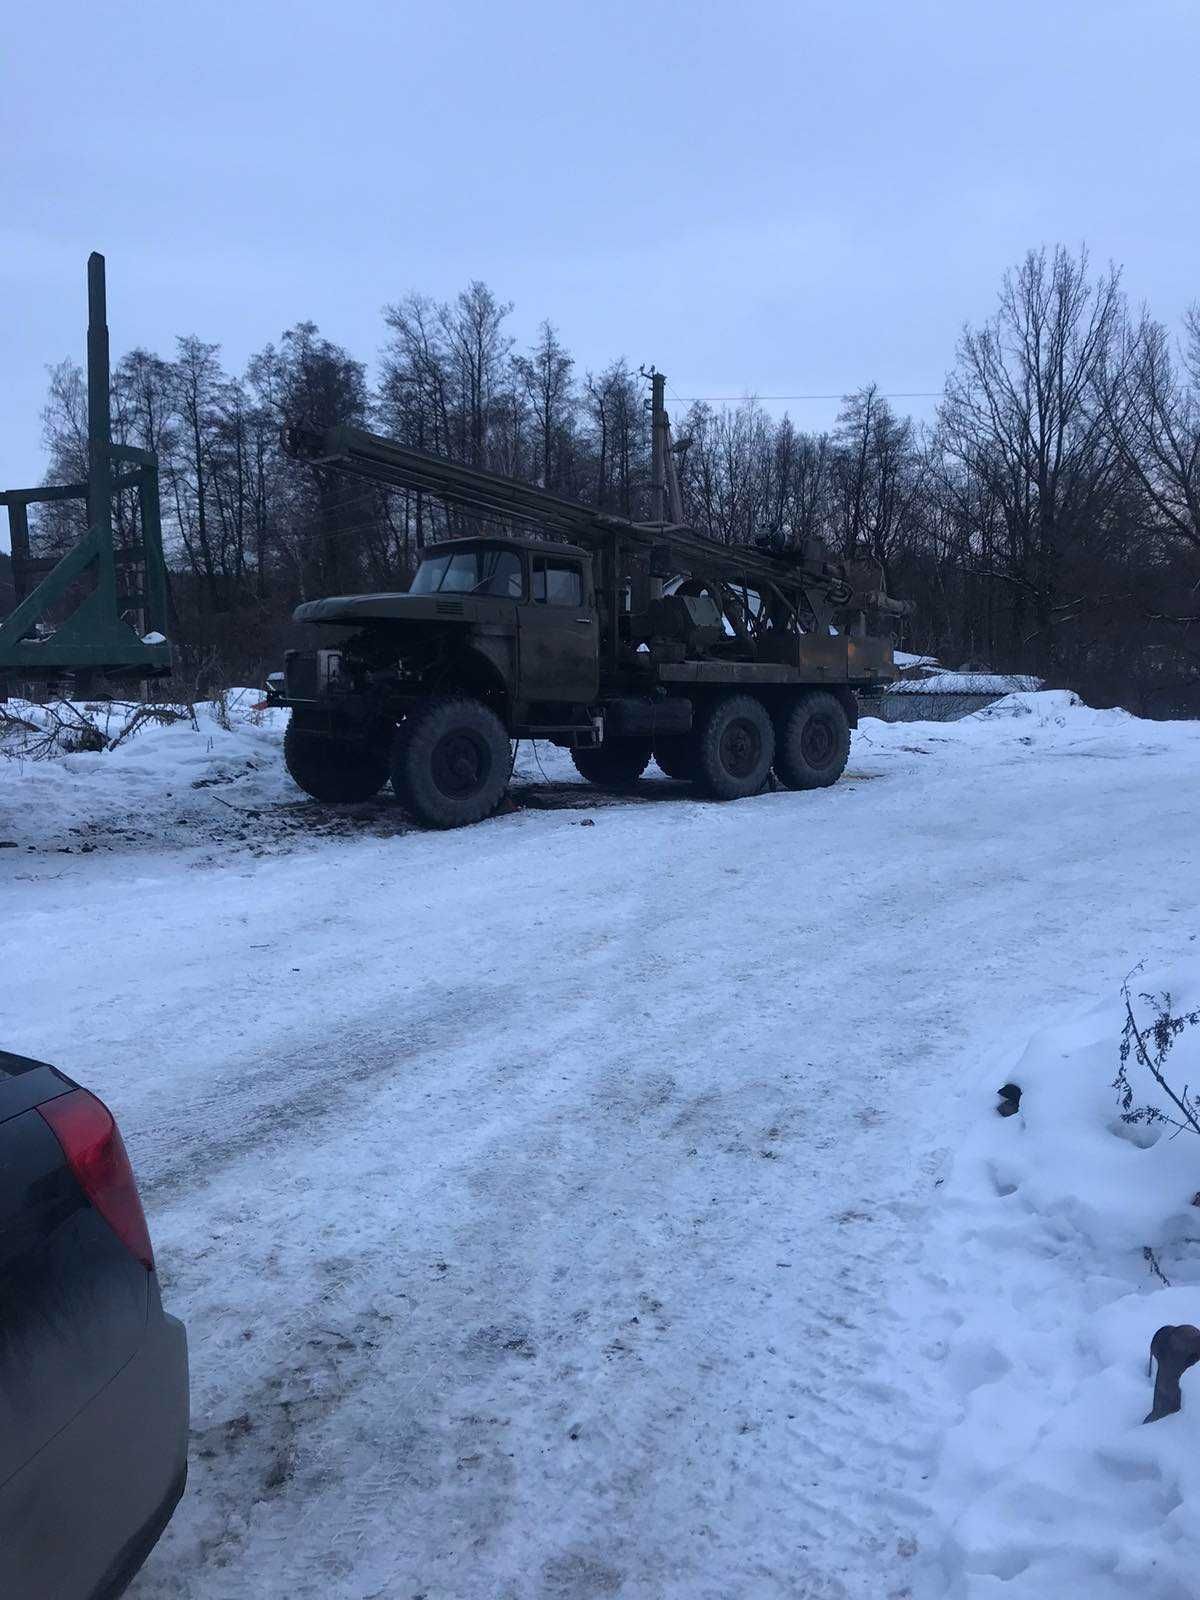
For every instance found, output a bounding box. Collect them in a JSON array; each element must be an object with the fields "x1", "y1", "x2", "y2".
[{"x1": 410, "y1": 548, "x2": 523, "y2": 598}]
